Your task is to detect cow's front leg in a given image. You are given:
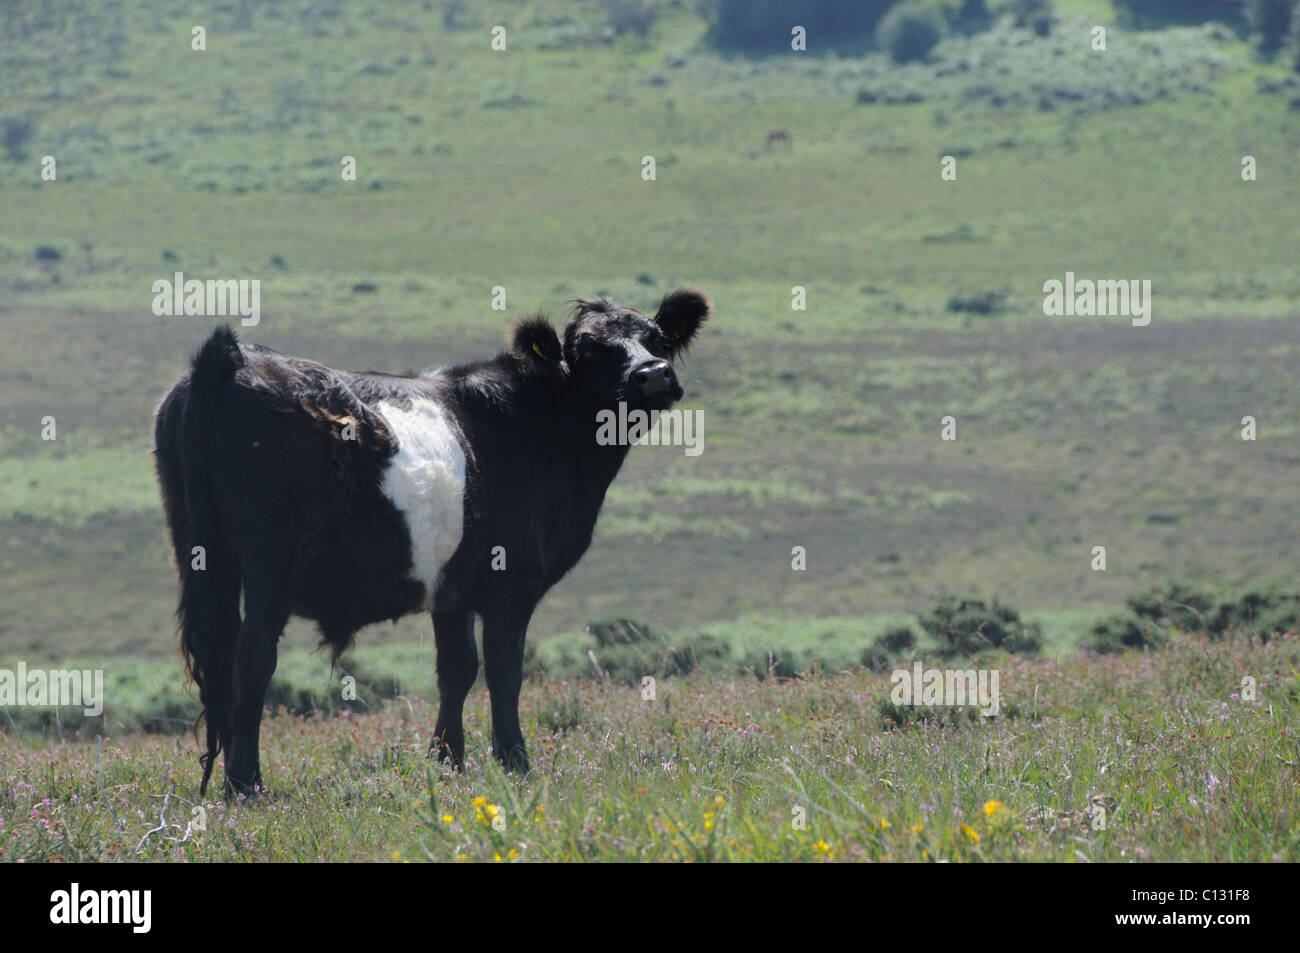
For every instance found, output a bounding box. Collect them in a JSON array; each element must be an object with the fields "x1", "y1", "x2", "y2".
[
  {"x1": 482, "y1": 606, "x2": 532, "y2": 773},
  {"x1": 431, "y1": 607, "x2": 477, "y2": 768},
  {"x1": 225, "y1": 588, "x2": 288, "y2": 798}
]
